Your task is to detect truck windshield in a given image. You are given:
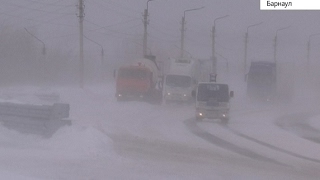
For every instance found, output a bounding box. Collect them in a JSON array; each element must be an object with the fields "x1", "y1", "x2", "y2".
[
  {"x1": 197, "y1": 84, "x2": 229, "y2": 102},
  {"x1": 118, "y1": 68, "x2": 147, "y2": 79},
  {"x1": 247, "y1": 68, "x2": 274, "y2": 87},
  {"x1": 165, "y1": 75, "x2": 191, "y2": 88}
]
